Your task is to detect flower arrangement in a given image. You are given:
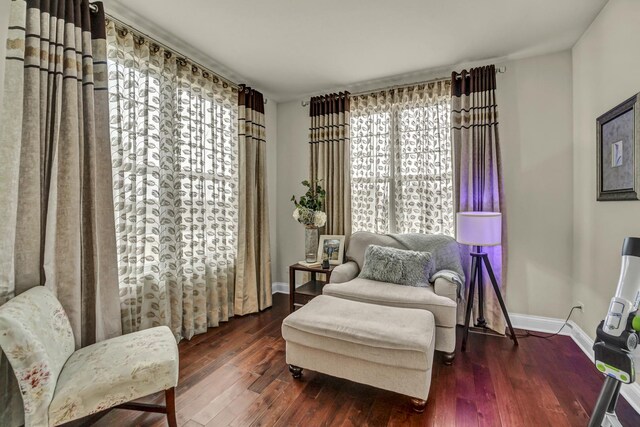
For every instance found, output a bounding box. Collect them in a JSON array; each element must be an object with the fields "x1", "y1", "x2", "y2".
[{"x1": 291, "y1": 180, "x2": 326, "y2": 228}]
